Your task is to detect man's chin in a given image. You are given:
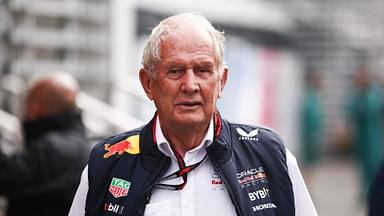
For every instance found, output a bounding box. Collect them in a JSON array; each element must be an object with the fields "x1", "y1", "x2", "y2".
[{"x1": 172, "y1": 114, "x2": 209, "y2": 127}]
